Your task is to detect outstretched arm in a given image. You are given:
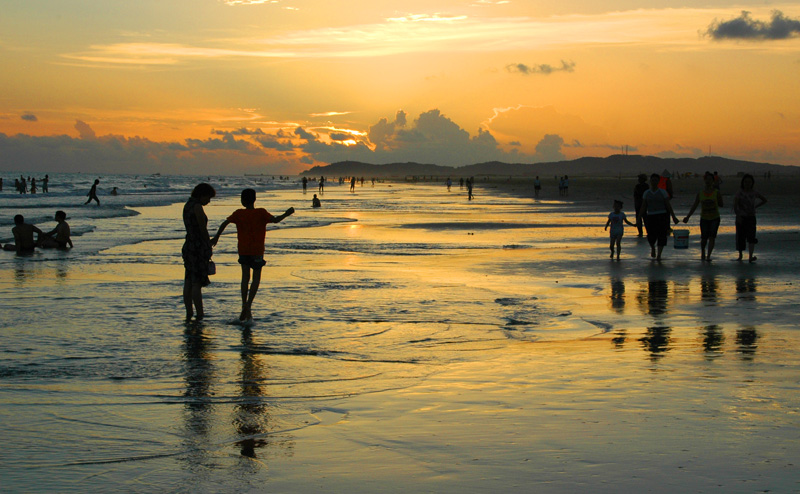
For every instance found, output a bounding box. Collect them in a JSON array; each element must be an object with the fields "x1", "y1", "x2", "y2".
[
  {"x1": 211, "y1": 219, "x2": 231, "y2": 247},
  {"x1": 683, "y1": 194, "x2": 700, "y2": 223},
  {"x1": 271, "y1": 207, "x2": 295, "y2": 224}
]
